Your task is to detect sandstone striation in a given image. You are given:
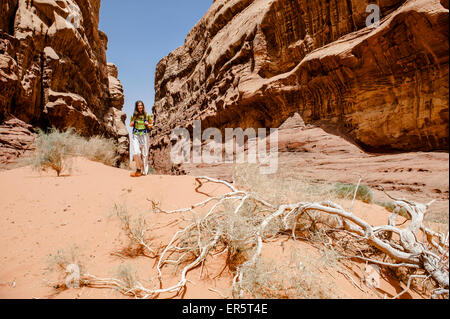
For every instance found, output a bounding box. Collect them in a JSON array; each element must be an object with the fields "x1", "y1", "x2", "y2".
[
  {"x1": 150, "y1": 0, "x2": 449, "y2": 173},
  {"x1": 0, "y1": 0, "x2": 128, "y2": 167},
  {"x1": 0, "y1": 117, "x2": 35, "y2": 168}
]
